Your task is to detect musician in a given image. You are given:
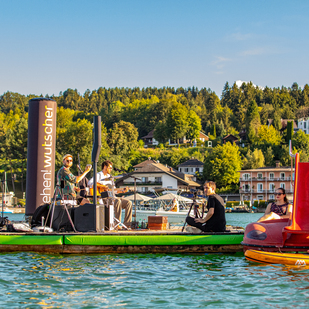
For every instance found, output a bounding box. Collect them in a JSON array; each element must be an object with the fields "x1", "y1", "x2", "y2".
[
  {"x1": 57, "y1": 154, "x2": 92, "y2": 200},
  {"x1": 87, "y1": 160, "x2": 132, "y2": 228}
]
